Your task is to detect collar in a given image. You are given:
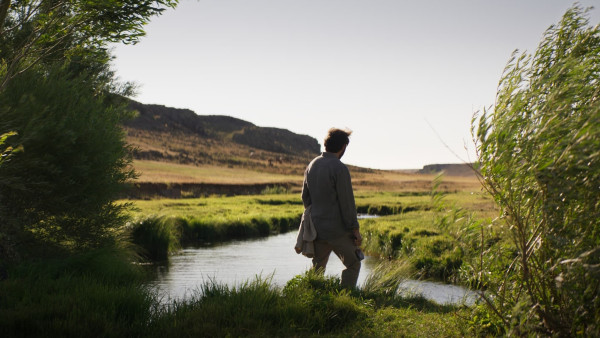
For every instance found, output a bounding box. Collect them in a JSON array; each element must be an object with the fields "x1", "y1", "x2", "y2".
[{"x1": 322, "y1": 152, "x2": 338, "y2": 159}]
